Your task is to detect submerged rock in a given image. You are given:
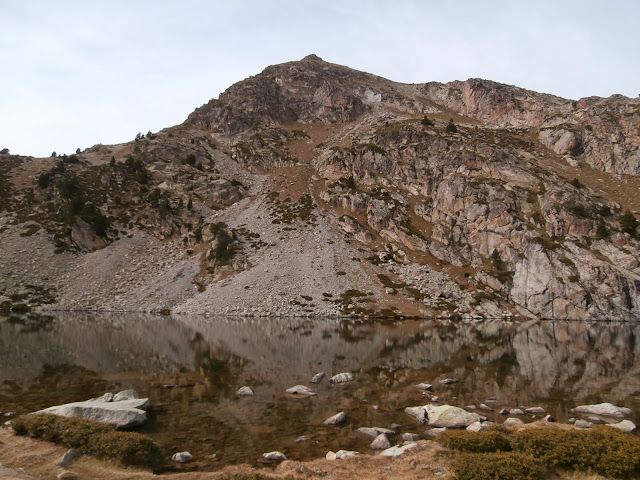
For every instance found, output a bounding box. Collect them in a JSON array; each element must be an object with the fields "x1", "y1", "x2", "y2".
[
  {"x1": 574, "y1": 419, "x2": 593, "y2": 429},
  {"x1": 401, "y1": 432, "x2": 422, "y2": 442},
  {"x1": 295, "y1": 435, "x2": 310, "y2": 443},
  {"x1": 571, "y1": 403, "x2": 631, "y2": 418},
  {"x1": 329, "y1": 372, "x2": 355, "y2": 384},
  {"x1": 439, "y1": 378, "x2": 458, "y2": 385},
  {"x1": 323, "y1": 411, "x2": 346, "y2": 425},
  {"x1": 113, "y1": 389, "x2": 139, "y2": 402},
  {"x1": 509, "y1": 408, "x2": 525, "y2": 415},
  {"x1": 286, "y1": 385, "x2": 317, "y2": 396},
  {"x1": 525, "y1": 406, "x2": 546, "y2": 414}
]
